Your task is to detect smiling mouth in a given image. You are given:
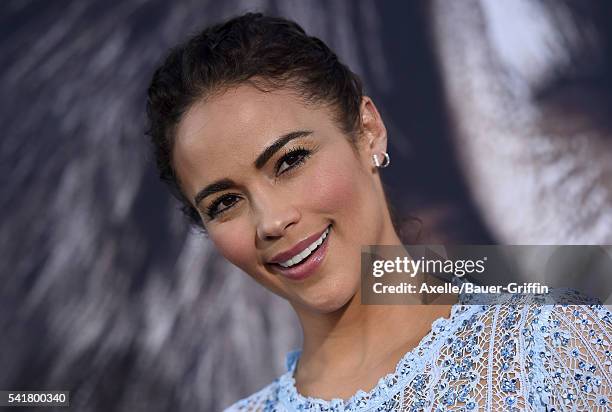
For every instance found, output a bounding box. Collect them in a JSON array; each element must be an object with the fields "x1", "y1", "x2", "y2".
[
  {"x1": 267, "y1": 224, "x2": 332, "y2": 280},
  {"x1": 276, "y1": 225, "x2": 330, "y2": 268}
]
